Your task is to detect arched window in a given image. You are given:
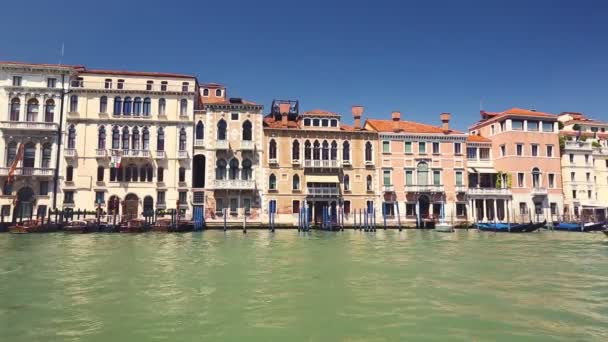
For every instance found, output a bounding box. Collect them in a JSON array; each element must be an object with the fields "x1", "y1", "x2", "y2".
[
  {"x1": 147, "y1": 164, "x2": 153, "y2": 182},
  {"x1": 242, "y1": 120, "x2": 252, "y2": 140},
  {"x1": 196, "y1": 121, "x2": 204, "y2": 139},
  {"x1": 41, "y1": 144, "x2": 52, "y2": 168},
  {"x1": 229, "y1": 159, "x2": 239, "y2": 180},
  {"x1": 10, "y1": 98, "x2": 20, "y2": 121},
  {"x1": 179, "y1": 128, "x2": 187, "y2": 151},
  {"x1": 142, "y1": 98, "x2": 151, "y2": 116},
  {"x1": 44, "y1": 99, "x2": 55, "y2": 122},
  {"x1": 532, "y1": 167, "x2": 541, "y2": 188},
  {"x1": 98, "y1": 126, "x2": 106, "y2": 149},
  {"x1": 97, "y1": 166, "x2": 104, "y2": 181},
  {"x1": 23, "y1": 142, "x2": 36, "y2": 168},
  {"x1": 131, "y1": 164, "x2": 138, "y2": 181},
  {"x1": 215, "y1": 89, "x2": 222, "y2": 97},
  {"x1": 216, "y1": 159, "x2": 227, "y2": 180},
  {"x1": 203, "y1": 88, "x2": 209, "y2": 96},
  {"x1": 330, "y1": 141, "x2": 337, "y2": 160},
  {"x1": 112, "y1": 126, "x2": 120, "y2": 149},
  {"x1": 217, "y1": 119, "x2": 227, "y2": 140},
  {"x1": 304, "y1": 140, "x2": 311, "y2": 160},
  {"x1": 322, "y1": 140, "x2": 329, "y2": 160},
  {"x1": 343, "y1": 141, "x2": 350, "y2": 161},
  {"x1": 133, "y1": 97, "x2": 142, "y2": 115},
  {"x1": 242, "y1": 159, "x2": 252, "y2": 180},
  {"x1": 122, "y1": 126, "x2": 129, "y2": 150},
  {"x1": 66, "y1": 165, "x2": 74, "y2": 182},
  {"x1": 365, "y1": 141, "x2": 373, "y2": 161},
  {"x1": 269, "y1": 173, "x2": 277, "y2": 190},
  {"x1": 157, "y1": 167, "x2": 164, "y2": 182},
  {"x1": 99, "y1": 96, "x2": 107, "y2": 114},
  {"x1": 113, "y1": 97, "x2": 122, "y2": 115},
  {"x1": 417, "y1": 162, "x2": 428, "y2": 185},
  {"x1": 26, "y1": 99, "x2": 39, "y2": 122},
  {"x1": 157, "y1": 127, "x2": 165, "y2": 151},
  {"x1": 180, "y1": 99, "x2": 188, "y2": 116},
  {"x1": 139, "y1": 166, "x2": 147, "y2": 182},
  {"x1": 344, "y1": 174, "x2": 350, "y2": 191},
  {"x1": 67, "y1": 125, "x2": 76, "y2": 149},
  {"x1": 269, "y1": 139, "x2": 277, "y2": 159},
  {"x1": 116, "y1": 166, "x2": 124, "y2": 182},
  {"x1": 142, "y1": 127, "x2": 150, "y2": 150},
  {"x1": 366, "y1": 175, "x2": 372, "y2": 191},
  {"x1": 69, "y1": 95, "x2": 78, "y2": 113},
  {"x1": 179, "y1": 167, "x2": 186, "y2": 182},
  {"x1": 313, "y1": 140, "x2": 320, "y2": 160},
  {"x1": 6, "y1": 142, "x2": 17, "y2": 166},
  {"x1": 123, "y1": 97, "x2": 132, "y2": 115},
  {"x1": 143, "y1": 196, "x2": 153, "y2": 211},
  {"x1": 158, "y1": 98, "x2": 166, "y2": 115},
  {"x1": 292, "y1": 140, "x2": 300, "y2": 161},
  {"x1": 125, "y1": 164, "x2": 133, "y2": 181},
  {"x1": 131, "y1": 127, "x2": 140, "y2": 150},
  {"x1": 292, "y1": 174, "x2": 300, "y2": 190}
]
